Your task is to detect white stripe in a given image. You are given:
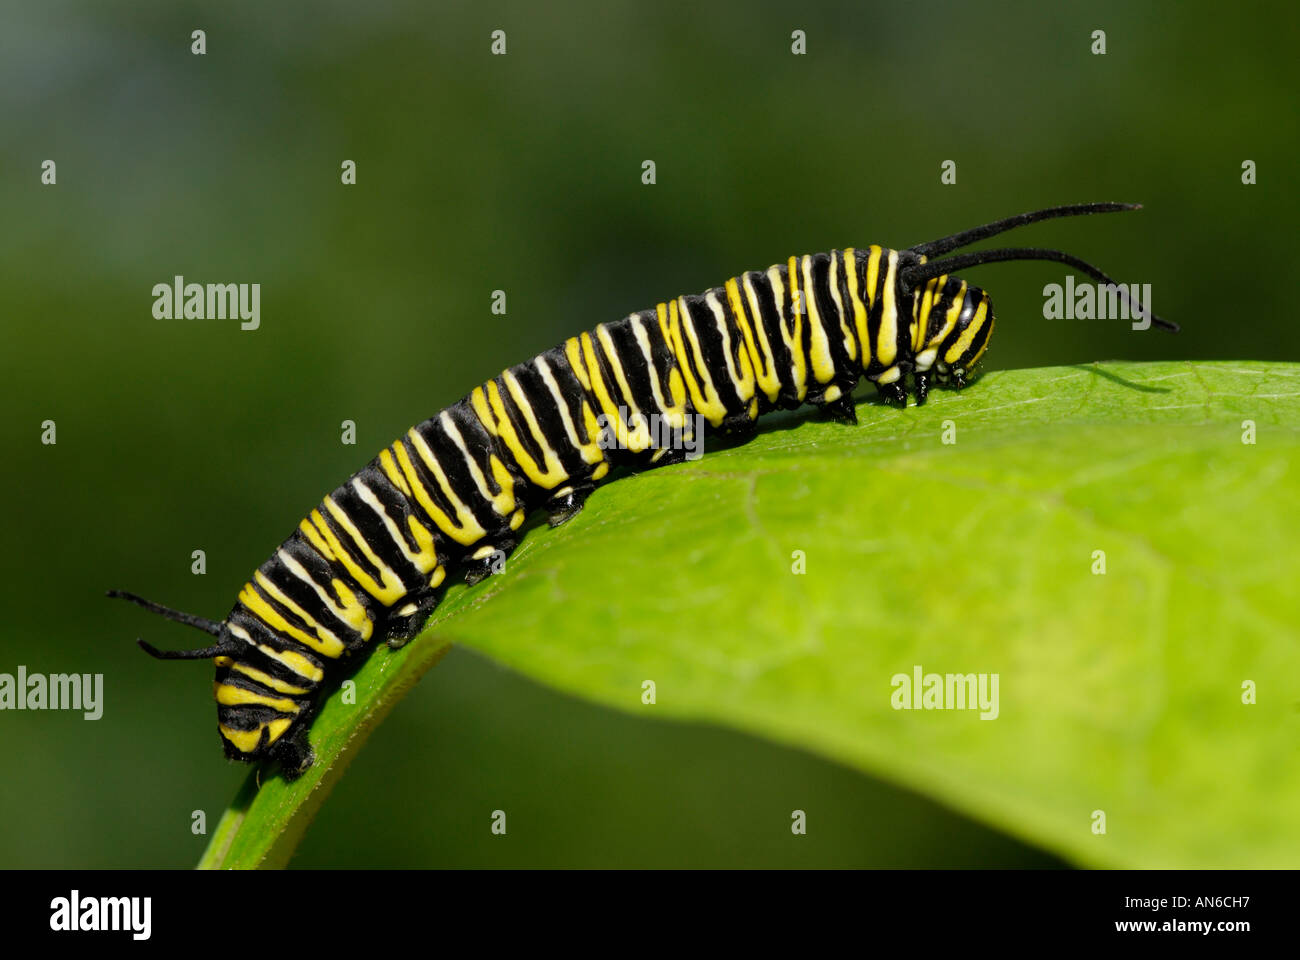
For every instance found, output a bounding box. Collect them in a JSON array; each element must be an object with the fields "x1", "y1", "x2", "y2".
[
  {"x1": 438, "y1": 413, "x2": 512, "y2": 515},
  {"x1": 630, "y1": 316, "x2": 685, "y2": 429},
  {"x1": 766, "y1": 264, "x2": 805, "y2": 395},
  {"x1": 535, "y1": 355, "x2": 602, "y2": 461},
  {"x1": 704, "y1": 290, "x2": 748, "y2": 400},
  {"x1": 828, "y1": 252, "x2": 855, "y2": 360},
  {"x1": 276, "y1": 548, "x2": 353, "y2": 636},
  {"x1": 352, "y1": 478, "x2": 435, "y2": 573}
]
